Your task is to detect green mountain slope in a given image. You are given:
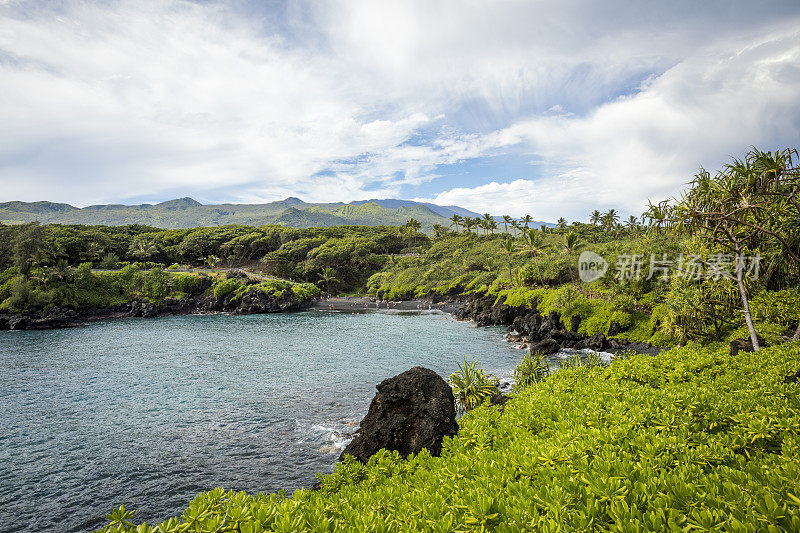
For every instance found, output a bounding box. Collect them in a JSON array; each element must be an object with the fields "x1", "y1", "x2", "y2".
[{"x1": 0, "y1": 197, "x2": 454, "y2": 229}]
